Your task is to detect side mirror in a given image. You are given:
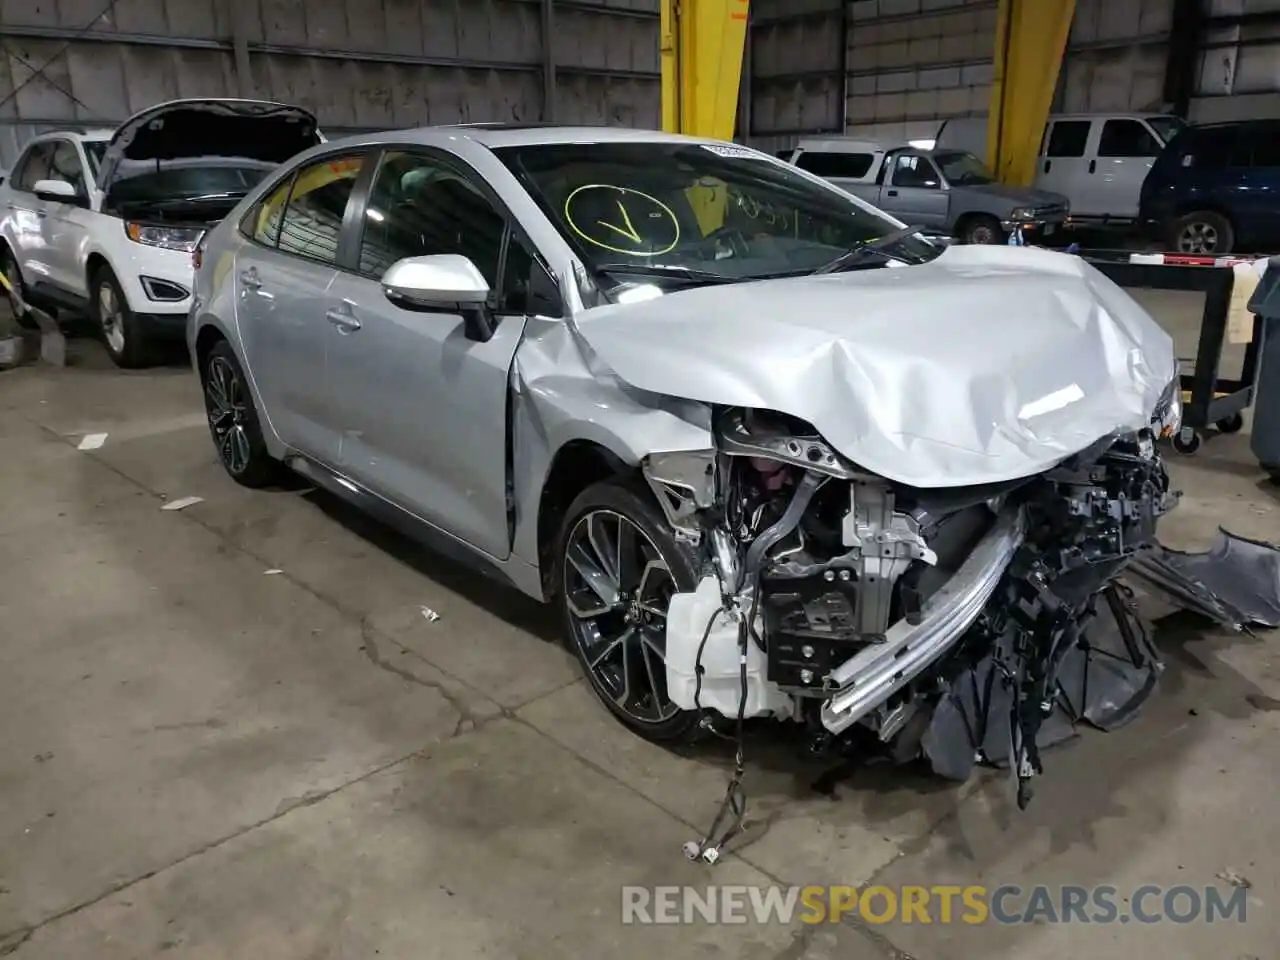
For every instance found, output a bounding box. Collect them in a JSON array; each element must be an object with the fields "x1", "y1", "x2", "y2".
[
  {"x1": 381, "y1": 254, "x2": 495, "y2": 341},
  {"x1": 32, "y1": 179, "x2": 78, "y2": 203},
  {"x1": 381, "y1": 254, "x2": 490, "y2": 308}
]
